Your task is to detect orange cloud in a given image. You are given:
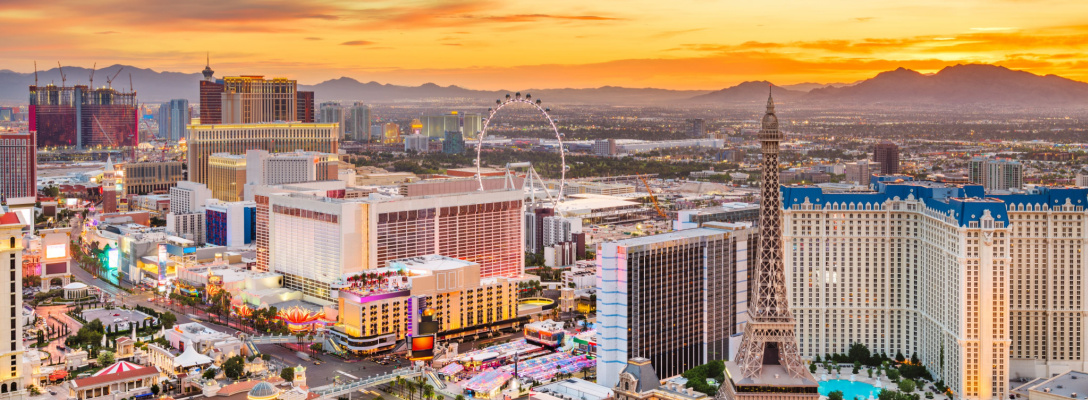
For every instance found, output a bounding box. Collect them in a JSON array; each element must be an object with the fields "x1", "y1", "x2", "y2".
[{"x1": 4, "y1": 0, "x2": 1088, "y2": 90}]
